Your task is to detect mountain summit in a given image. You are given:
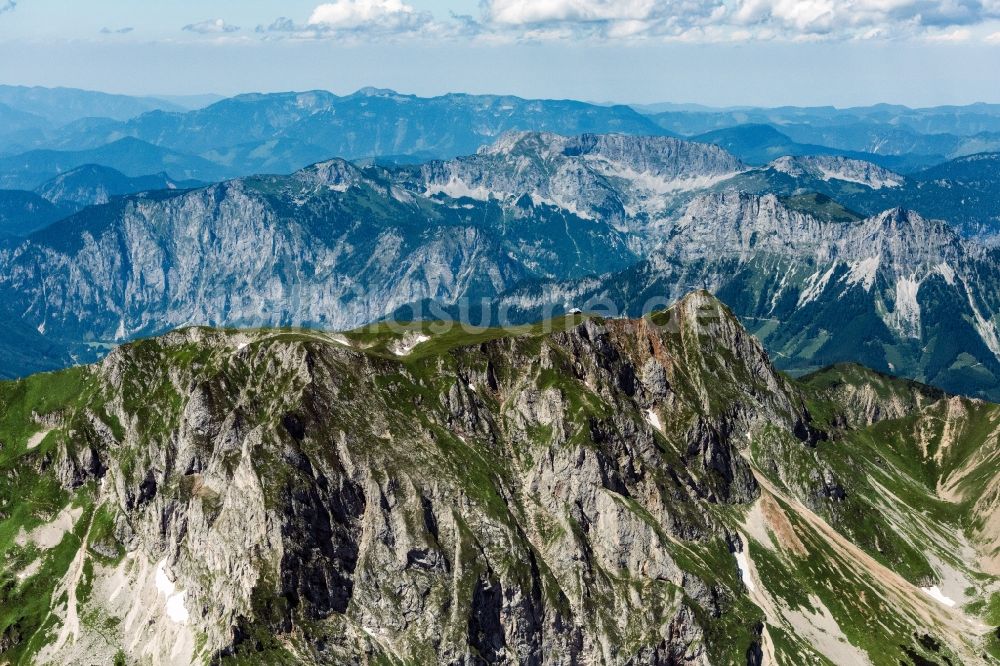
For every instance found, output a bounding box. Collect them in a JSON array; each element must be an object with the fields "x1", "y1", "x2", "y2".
[{"x1": 0, "y1": 291, "x2": 996, "y2": 663}]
